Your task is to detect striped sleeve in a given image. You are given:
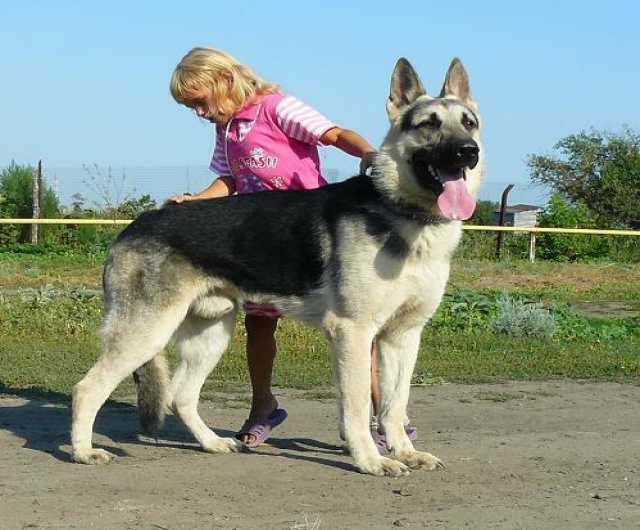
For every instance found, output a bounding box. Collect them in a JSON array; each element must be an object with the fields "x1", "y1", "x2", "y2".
[
  {"x1": 275, "y1": 95, "x2": 336, "y2": 145},
  {"x1": 209, "y1": 128, "x2": 231, "y2": 175}
]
